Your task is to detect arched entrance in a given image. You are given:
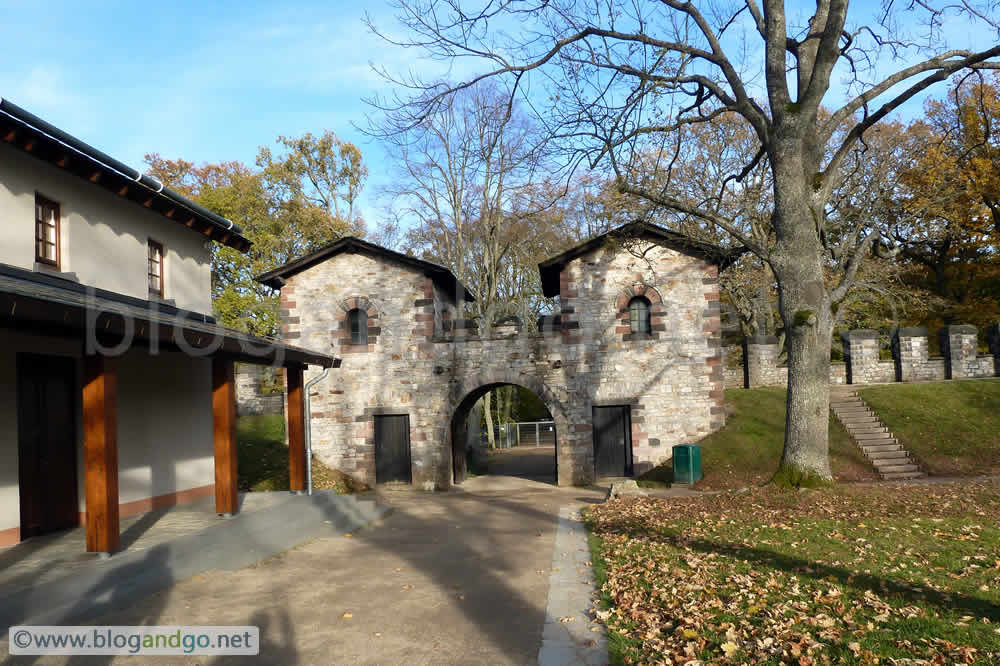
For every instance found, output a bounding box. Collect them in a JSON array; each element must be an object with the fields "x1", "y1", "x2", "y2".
[{"x1": 448, "y1": 373, "x2": 572, "y2": 486}]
